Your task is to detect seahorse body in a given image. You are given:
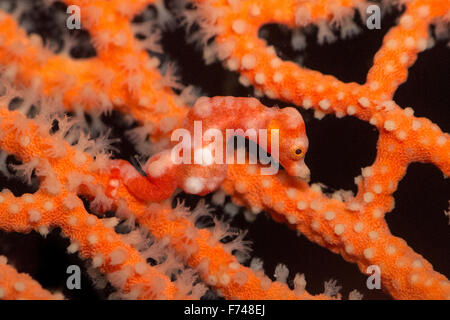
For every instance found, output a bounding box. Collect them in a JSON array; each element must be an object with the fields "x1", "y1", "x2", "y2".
[{"x1": 108, "y1": 97, "x2": 310, "y2": 202}]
